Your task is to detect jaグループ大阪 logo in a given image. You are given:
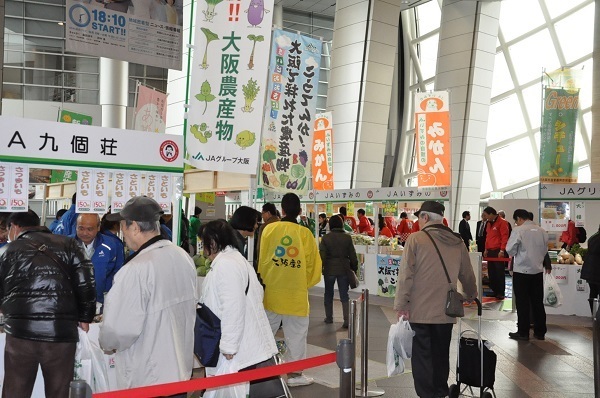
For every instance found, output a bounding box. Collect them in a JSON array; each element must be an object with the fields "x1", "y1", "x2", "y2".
[{"x1": 160, "y1": 140, "x2": 179, "y2": 162}]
